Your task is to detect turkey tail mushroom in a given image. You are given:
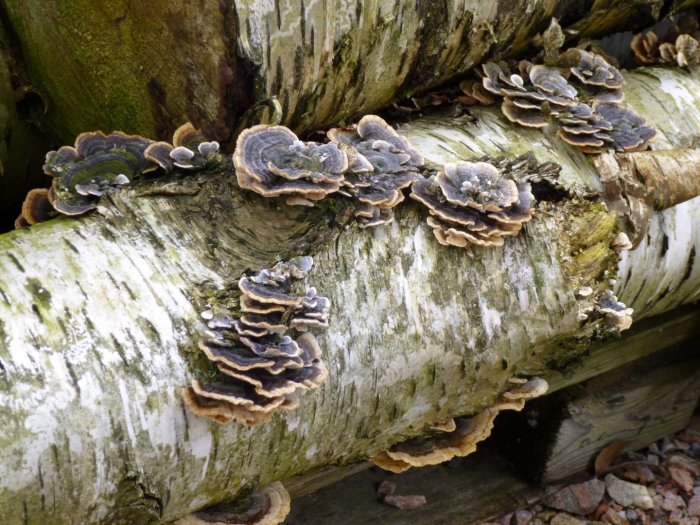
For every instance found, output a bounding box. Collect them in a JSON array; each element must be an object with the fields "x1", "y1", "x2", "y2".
[
  {"x1": 372, "y1": 377, "x2": 548, "y2": 473},
  {"x1": 184, "y1": 257, "x2": 330, "y2": 426}
]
